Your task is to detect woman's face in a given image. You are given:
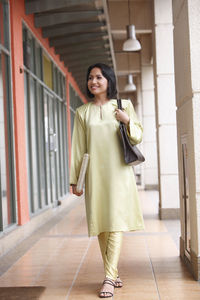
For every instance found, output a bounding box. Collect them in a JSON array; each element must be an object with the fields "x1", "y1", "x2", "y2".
[{"x1": 87, "y1": 67, "x2": 108, "y2": 97}]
